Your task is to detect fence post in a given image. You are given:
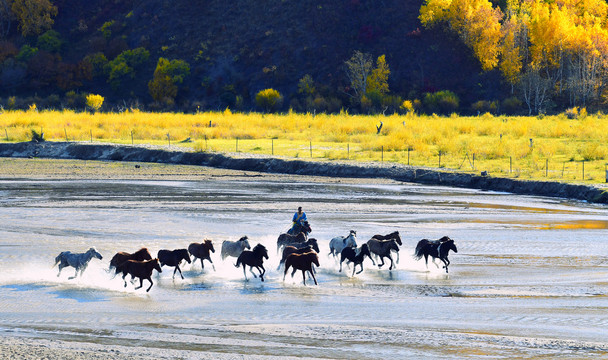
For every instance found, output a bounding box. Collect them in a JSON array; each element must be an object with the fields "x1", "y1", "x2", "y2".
[
  {"x1": 5, "y1": 129, "x2": 8, "y2": 141},
  {"x1": 131, "y1": 130, "x2": 134, "y2": 145},
  {"x1": 271, "y1": 138, "x2": 274, "y2": 155},
  {"x1": 510, "y1": 156, "x2": 512, "y2": 173},
  {"x1": 439, "y1": 151, "x2": 442, "y2": 168},
  {"x1": 408, "y1": 148, "x2": 410, "y2": 166},
  {"x1": 582, "y1": 160, "x2": 585, "y2": 180},
  {"x1": 236, "y1": 137, "x2": 239, "y2": 152},
  {"x1": 546, "y1": 159, "x2": 548, "y2": 177},
  {"x1": 310, "y1": 141, "x2": 312, "y2": 158},
  {"x1": 205, "y1": 135, "x2": 208, "y2": 150},
  {"x1": 64, "y1": 128, "x2": 68, "y2": 141},
  {"x1": 90, "y1": 129, "x2": 93, "y2": 143},
  {"x1": 167, "y1": 133, "x2": 171, "y2": 146},
  {"x1": 381, "y1": 145, "x2": 384, "y2": 162},
  {"x1": 472, "y1": 153, "x2": 475, "y2": 170},
  {"x1": 347, "y1": 143, "x2": 349, "y2": 159}
]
